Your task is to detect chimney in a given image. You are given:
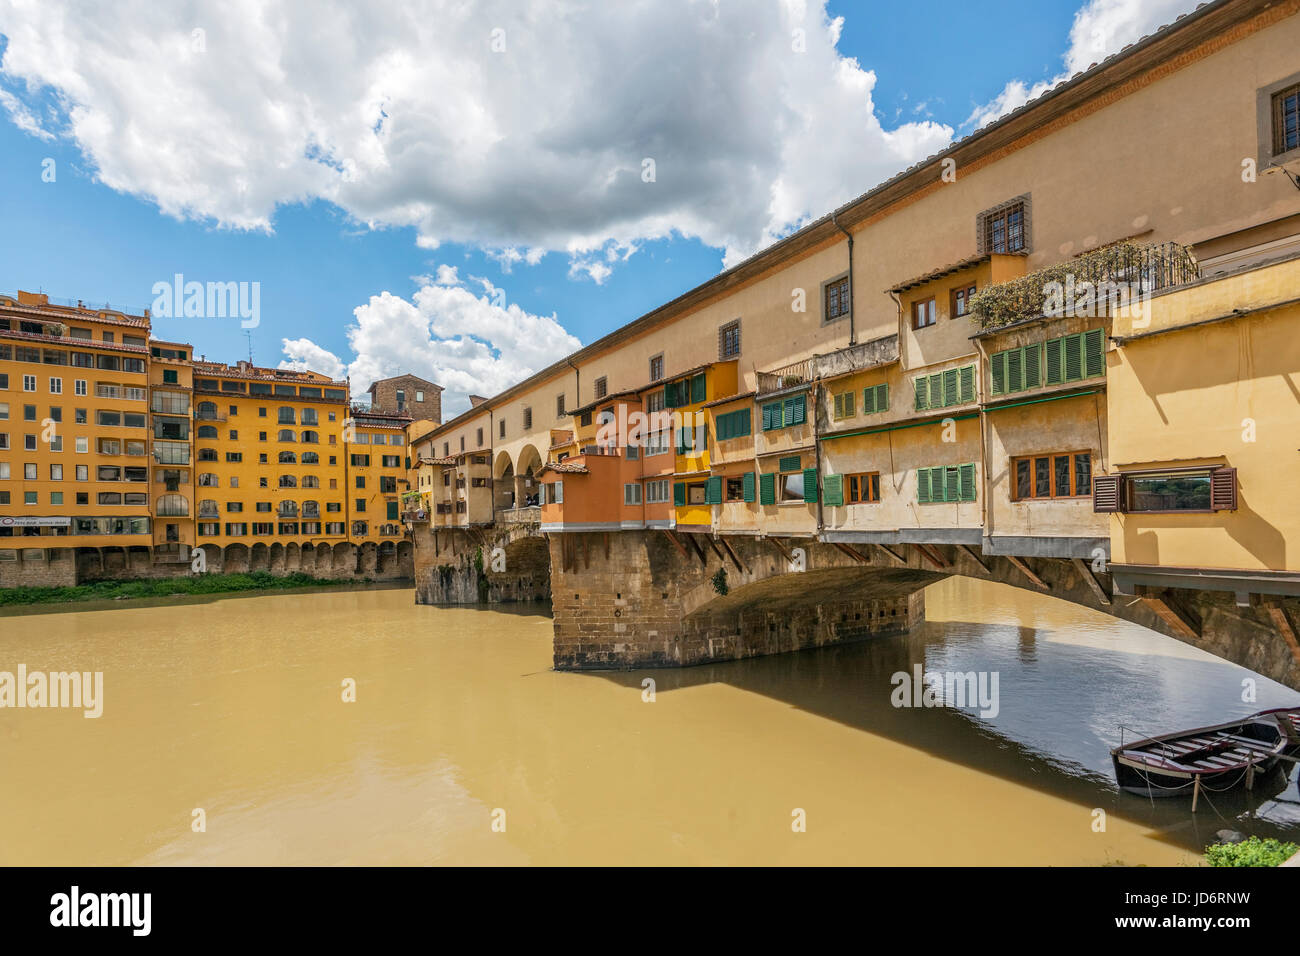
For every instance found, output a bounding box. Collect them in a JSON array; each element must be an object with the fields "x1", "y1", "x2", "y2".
[{"x1": 468, "y1": 395, "x2": 488, "y2": 407}]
